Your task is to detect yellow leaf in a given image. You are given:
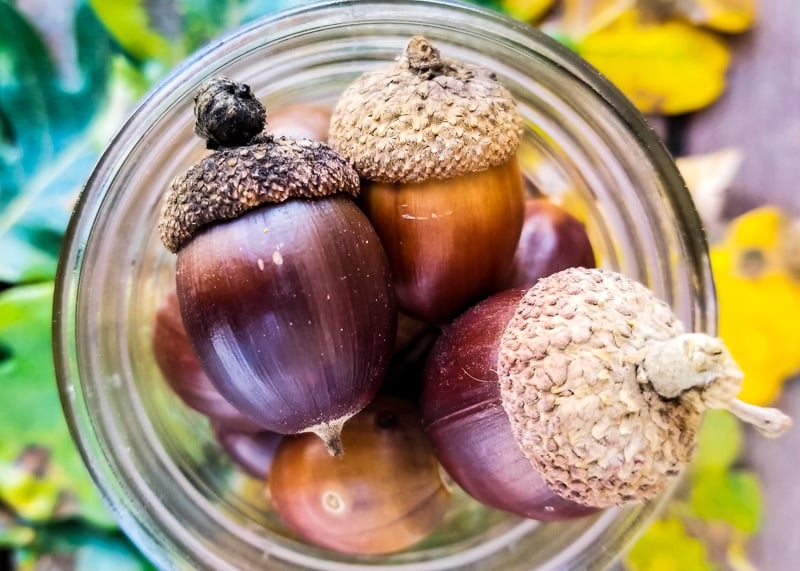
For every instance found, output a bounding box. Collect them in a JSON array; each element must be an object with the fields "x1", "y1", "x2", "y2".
[
  {"x1": 711, "y1": 207, "x2": 800, "y2": 405},
  {"x1": 559, "y1": 0, "x2": 636, "y2": 39},
  {"x1": 684, "y1": 0, "x2": 757, "y2": 33},
  {"x1": 576, "y1": 11, "x2": 731, "y2": 114},
  {"x1": 501, "y1": 0, "x2": 555, "y2": 22}
]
